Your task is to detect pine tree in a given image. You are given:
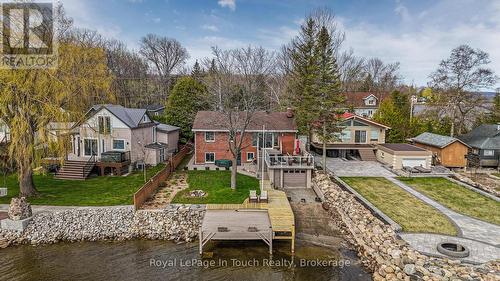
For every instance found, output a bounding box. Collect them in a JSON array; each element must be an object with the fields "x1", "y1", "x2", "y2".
[
  {"x1": 313, "y1": 26, "x2": 344, "y2": 170},
  {"x1": 191, "y1": 60, "x2": 203, "y2": 81},
  {"x1": 288, "y1": 18, "x2": 320, "y2": 140}
]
